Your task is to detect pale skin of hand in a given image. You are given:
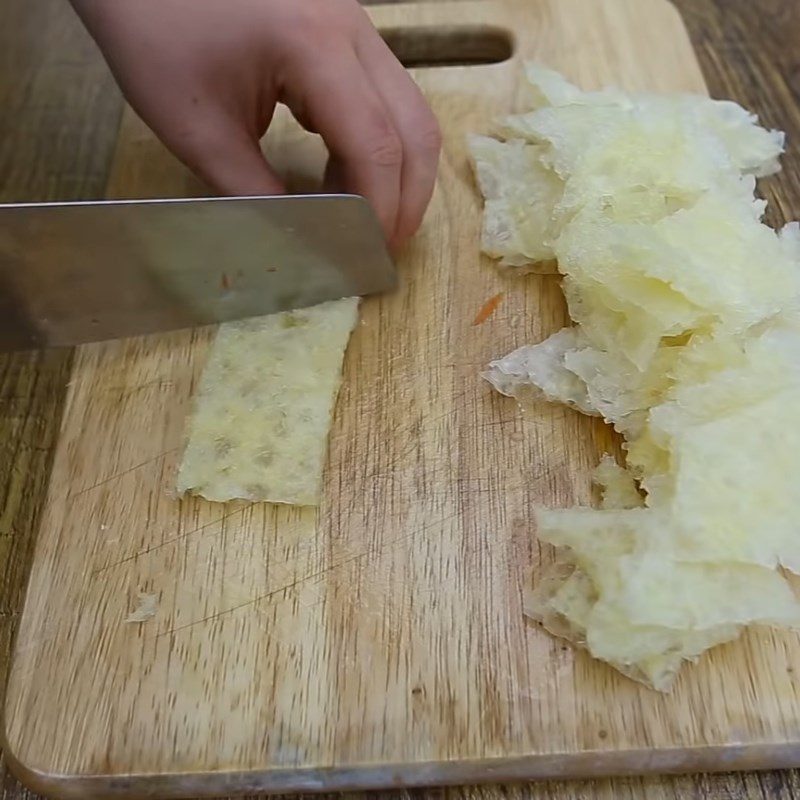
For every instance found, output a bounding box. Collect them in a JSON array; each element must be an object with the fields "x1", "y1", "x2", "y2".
[{"x1": 69, "y1": 0, "x2": 442, "y2": 247}]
